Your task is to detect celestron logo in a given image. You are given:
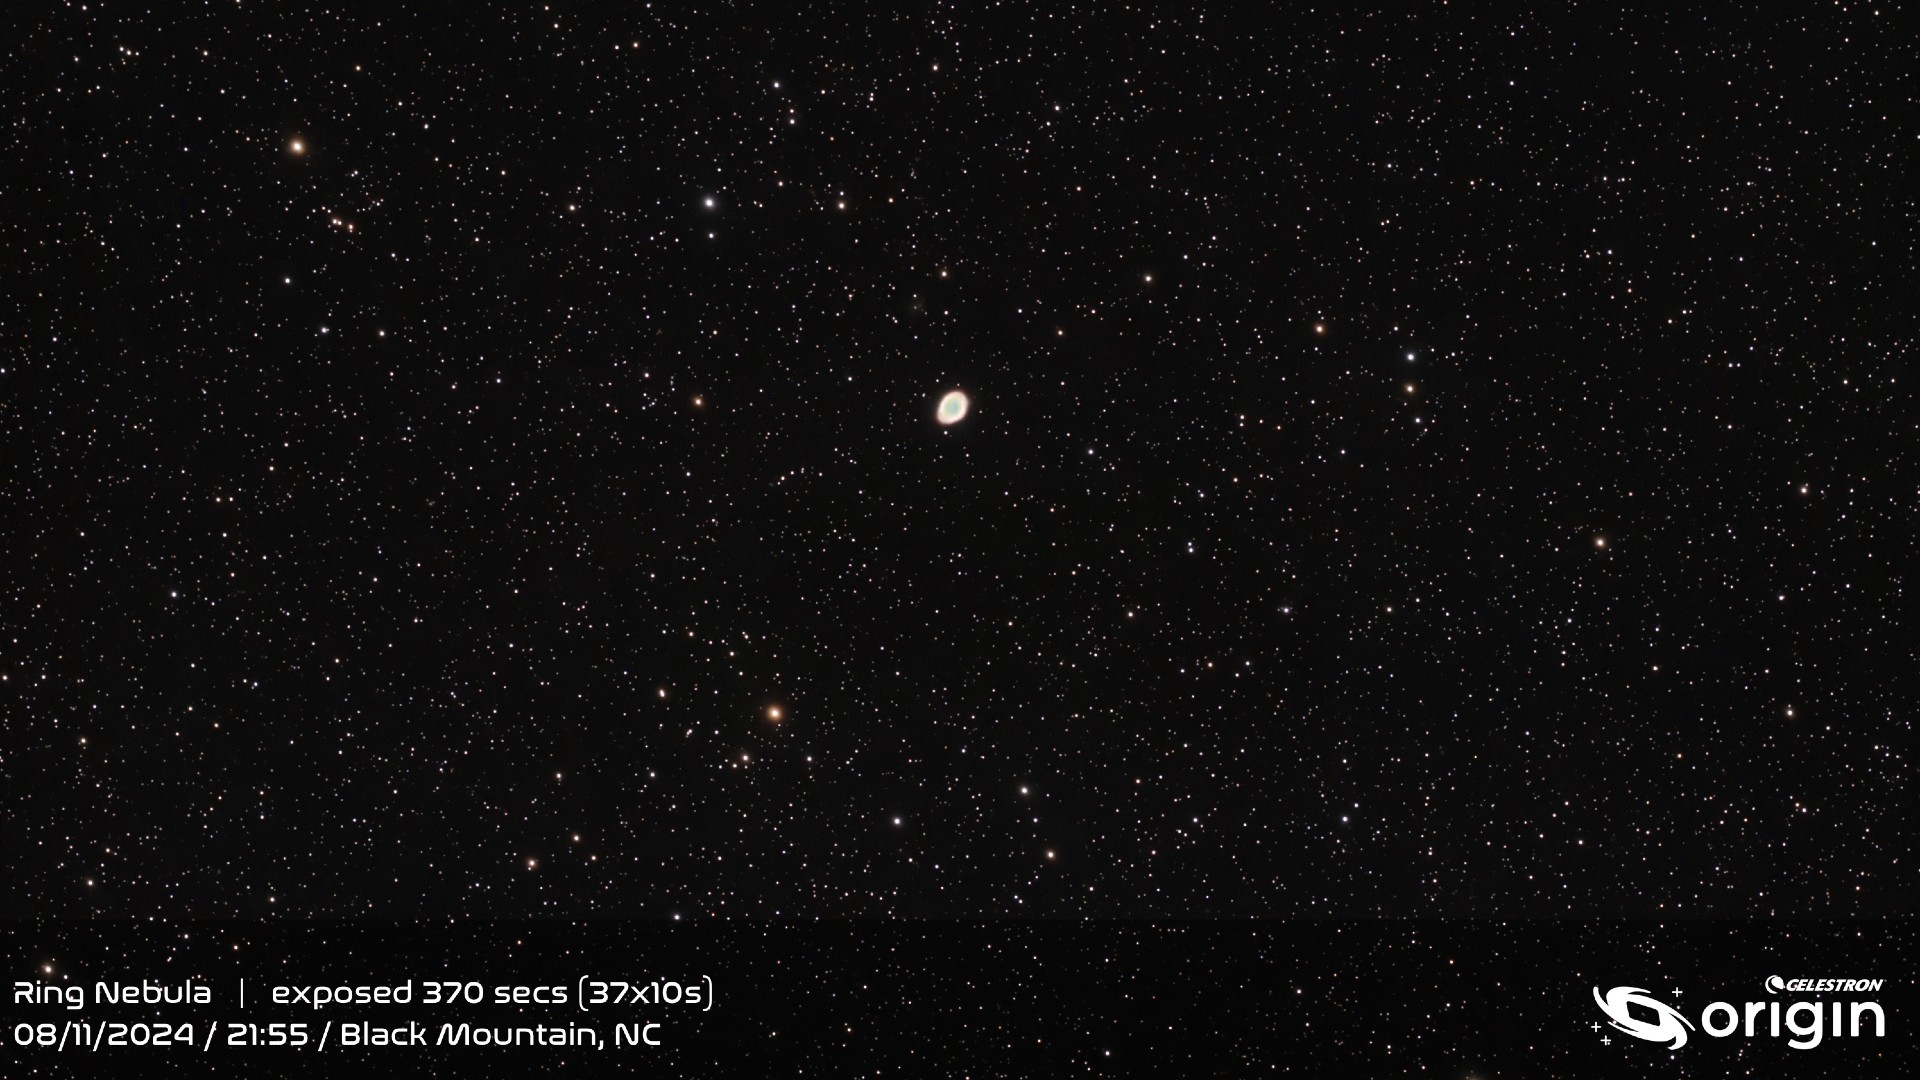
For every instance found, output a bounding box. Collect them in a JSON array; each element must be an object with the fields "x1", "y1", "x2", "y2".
[
  {"x1": 1591, "y1": 980, "x2": 1887, "y2": 1051},
  {"x1": 1767, "y1": 976, "x2": 1884, "y2": 994}
]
